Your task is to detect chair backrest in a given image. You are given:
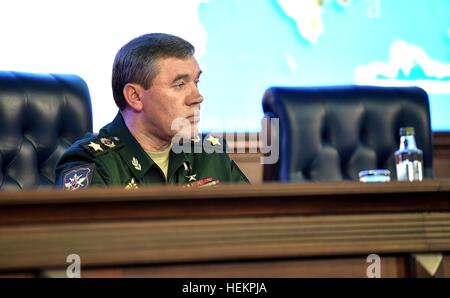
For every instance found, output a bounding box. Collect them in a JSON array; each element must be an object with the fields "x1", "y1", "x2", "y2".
[
  {"x1": 0, "y1": 71, "x2": 92, "y2": 190},
  {"x1": 262, "y1": 85, "x2": 433, "y2": 182}
]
